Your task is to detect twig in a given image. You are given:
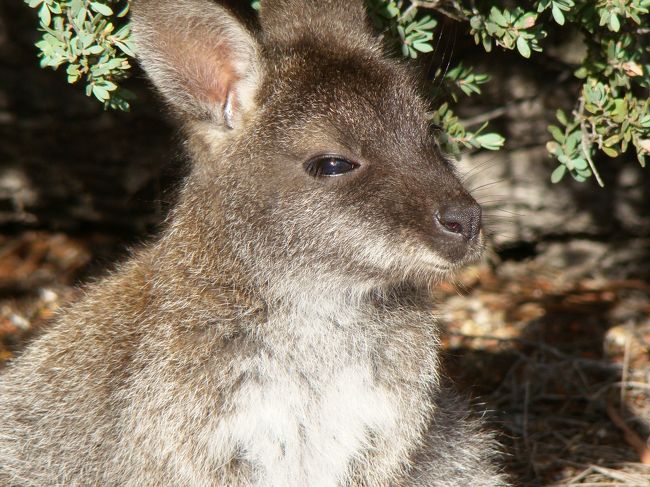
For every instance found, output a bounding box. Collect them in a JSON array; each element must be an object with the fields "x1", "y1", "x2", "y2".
[
  {"x1": 523, "y1": 379, "x2": 530, "y2": 451},
  {"x1": 606, "y1": 400, "x2": 650, "y2": 465},
  {"x1": 578, "y1": 96, "x2": 605, "y2": 187},
  {"x1": 591, "y1": 464, "x2": 649, "y2": 482},
  {"x1": 565, "y1": 465, "x2": 593, "y2": 484},
  {"x1": 411, "y1": 1, "x2": 465, "y2": 21},
  {"x1": 621, "y1": 327, "x2": 632, "y2": 408},
  {"x1": 411, "y1": 0, "x2": 441, "y2": 7},
  {"x1": 592, "y1": 381, "x2": 650, "y2": 400}
]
